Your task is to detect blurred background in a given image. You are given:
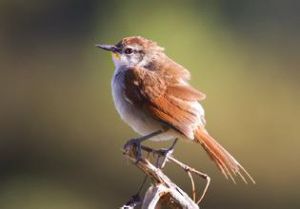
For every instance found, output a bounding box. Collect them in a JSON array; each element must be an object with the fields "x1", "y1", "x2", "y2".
[{"x1": 0, "y1": 0, "x2": 299, "y2": 208}]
